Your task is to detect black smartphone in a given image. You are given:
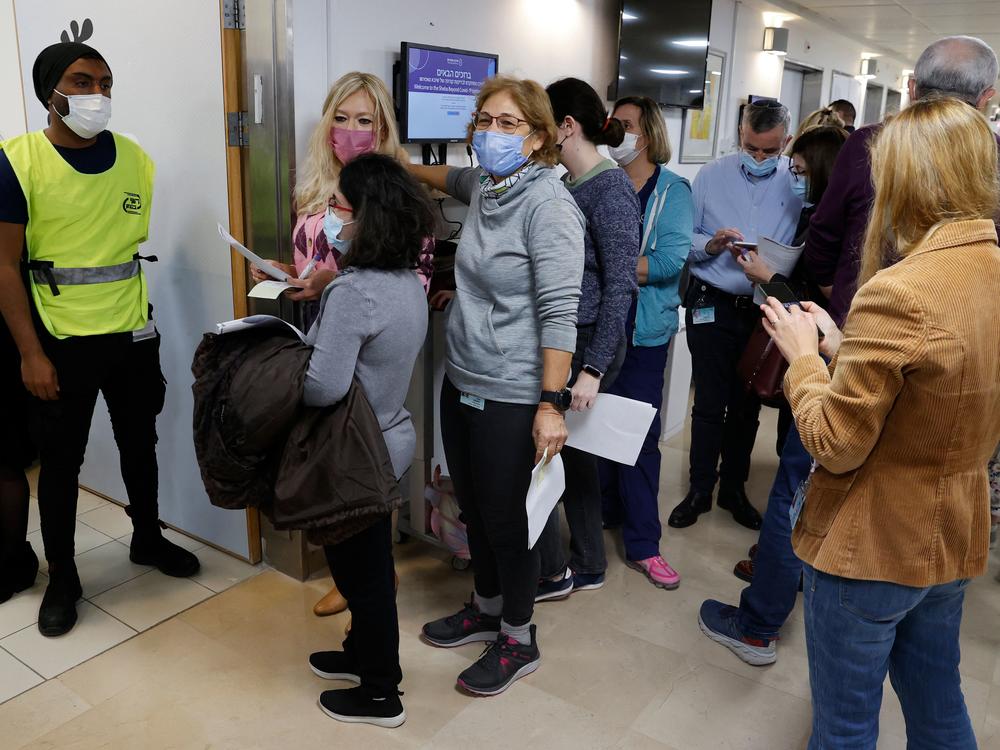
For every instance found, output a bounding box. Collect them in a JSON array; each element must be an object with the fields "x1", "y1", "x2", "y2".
[
  {"x1": 758, "y1": 281, "x2": 797, "y2": 306},
  {"x1": 732, "y1": 241, "x2": 757, "y2": 259},
  {"x1": 759, "y1": 281, "x2": 825, "y2": 340}
]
